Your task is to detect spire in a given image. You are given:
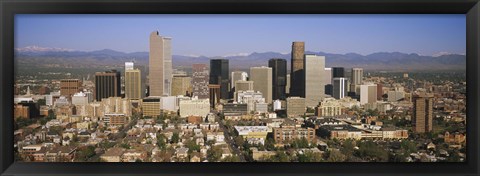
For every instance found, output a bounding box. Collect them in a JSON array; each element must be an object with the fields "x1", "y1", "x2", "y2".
[{"x1": 26, "y1": 86, "x2": 31, "y2": 96}]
